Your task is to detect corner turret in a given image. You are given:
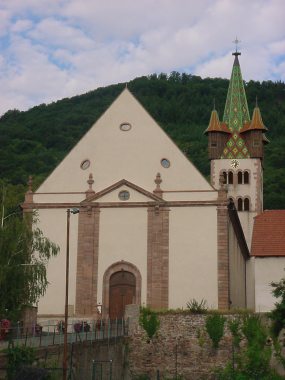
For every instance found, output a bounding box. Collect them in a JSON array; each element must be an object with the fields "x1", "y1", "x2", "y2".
[
  {"x1": 240, "y1": 103, "x2": 269, "y2": 159},
  {"x1": 204, "y1": 109, "x2": 231, "y2": 159}
]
